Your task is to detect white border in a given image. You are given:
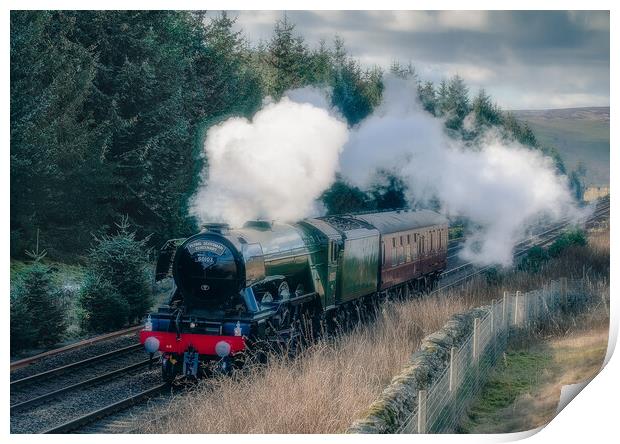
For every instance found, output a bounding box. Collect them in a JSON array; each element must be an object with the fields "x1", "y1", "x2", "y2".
[{"x1": 2, "y1": 2, "x2": 615, "y2": 443}]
